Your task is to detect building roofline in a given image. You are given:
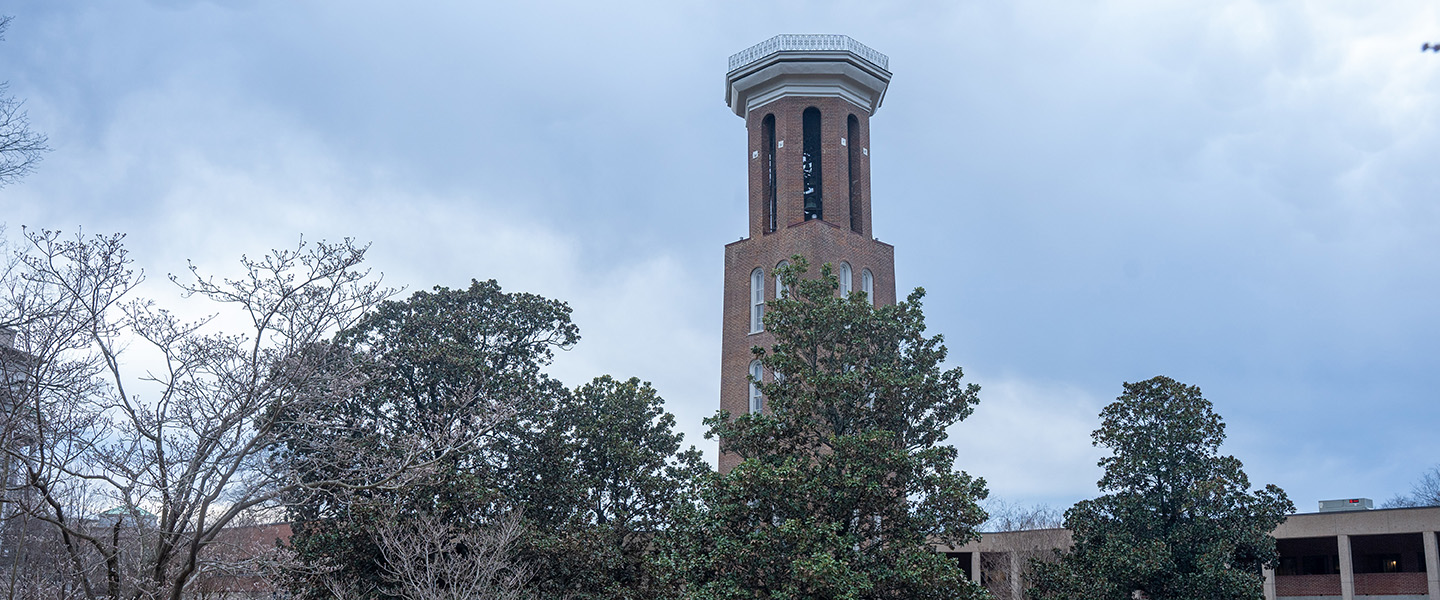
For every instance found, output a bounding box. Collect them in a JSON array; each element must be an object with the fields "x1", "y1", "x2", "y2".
[{"x1": 727, "y1": 34, "x2": 889, "y2": 74}]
